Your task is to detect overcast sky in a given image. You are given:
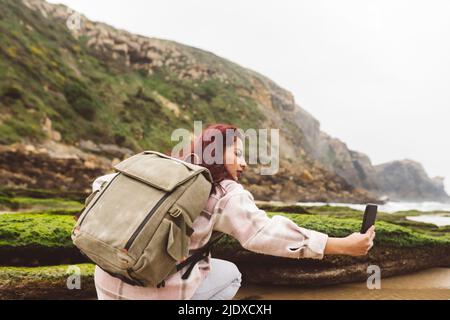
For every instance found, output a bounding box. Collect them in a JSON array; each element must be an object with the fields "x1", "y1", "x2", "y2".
[{"x1": 48, "y1": 0, "x2": 450, "y2": 193}]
